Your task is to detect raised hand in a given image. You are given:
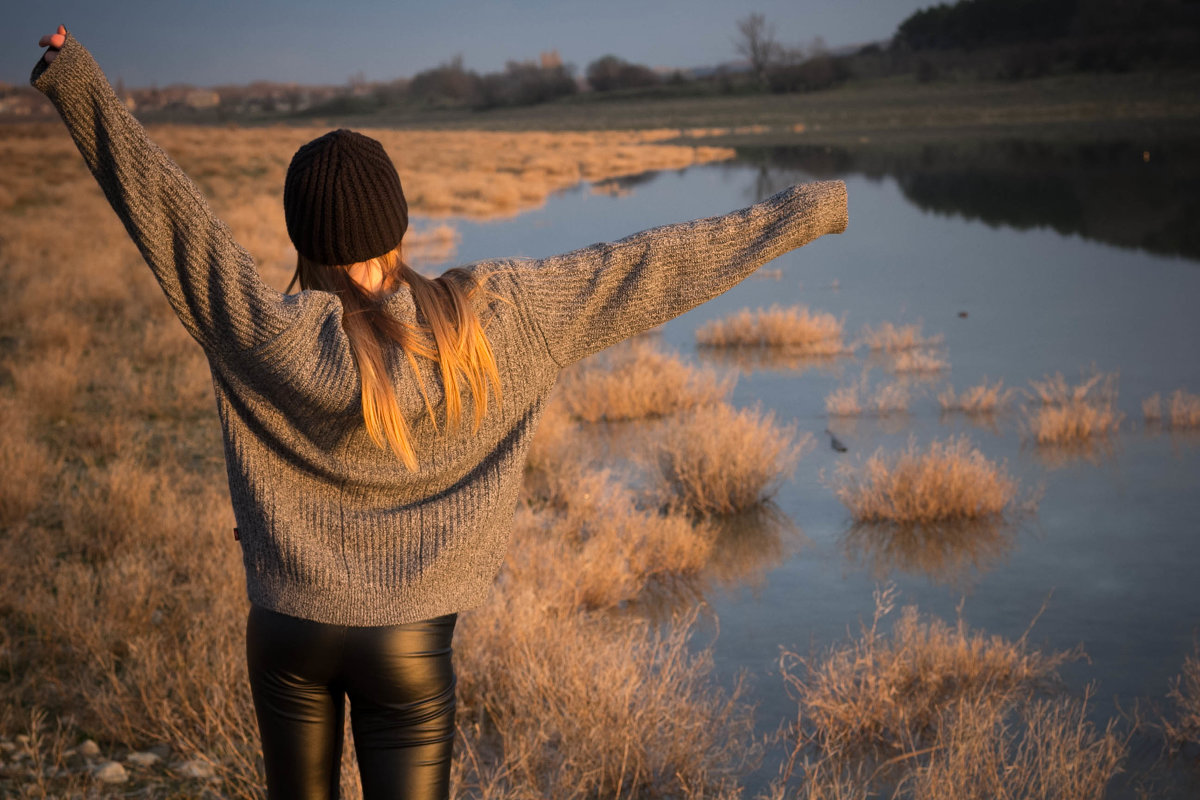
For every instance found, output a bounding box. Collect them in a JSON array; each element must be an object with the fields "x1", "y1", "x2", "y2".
[{"x1": 39, "y1": 25, "x2": 67, "y2": 64}]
